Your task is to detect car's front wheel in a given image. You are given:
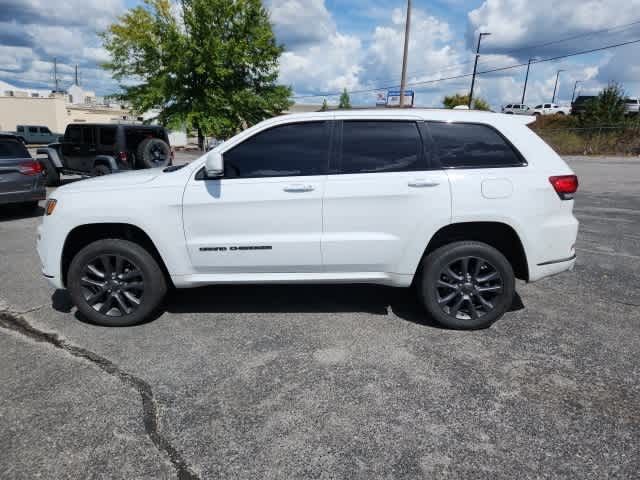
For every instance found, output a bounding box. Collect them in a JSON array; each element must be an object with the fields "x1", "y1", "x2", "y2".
[
  {"x1": 417, "y1": 241, "x2": 515, "y2": 330},
  {"x1": 67, "y1": 239, "x2": 167, "y2": 326}
]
